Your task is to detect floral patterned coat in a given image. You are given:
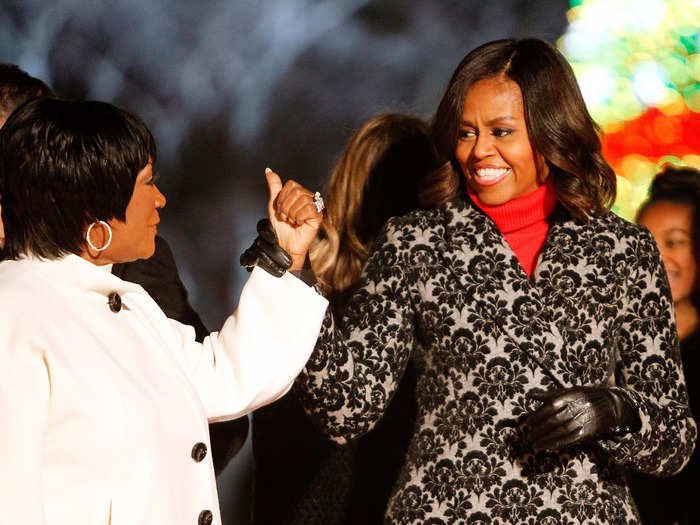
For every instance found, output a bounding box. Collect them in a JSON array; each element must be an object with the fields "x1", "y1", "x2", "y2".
[{"x1": 296, "y1": 196, "x2": 697, "y2": 525}]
